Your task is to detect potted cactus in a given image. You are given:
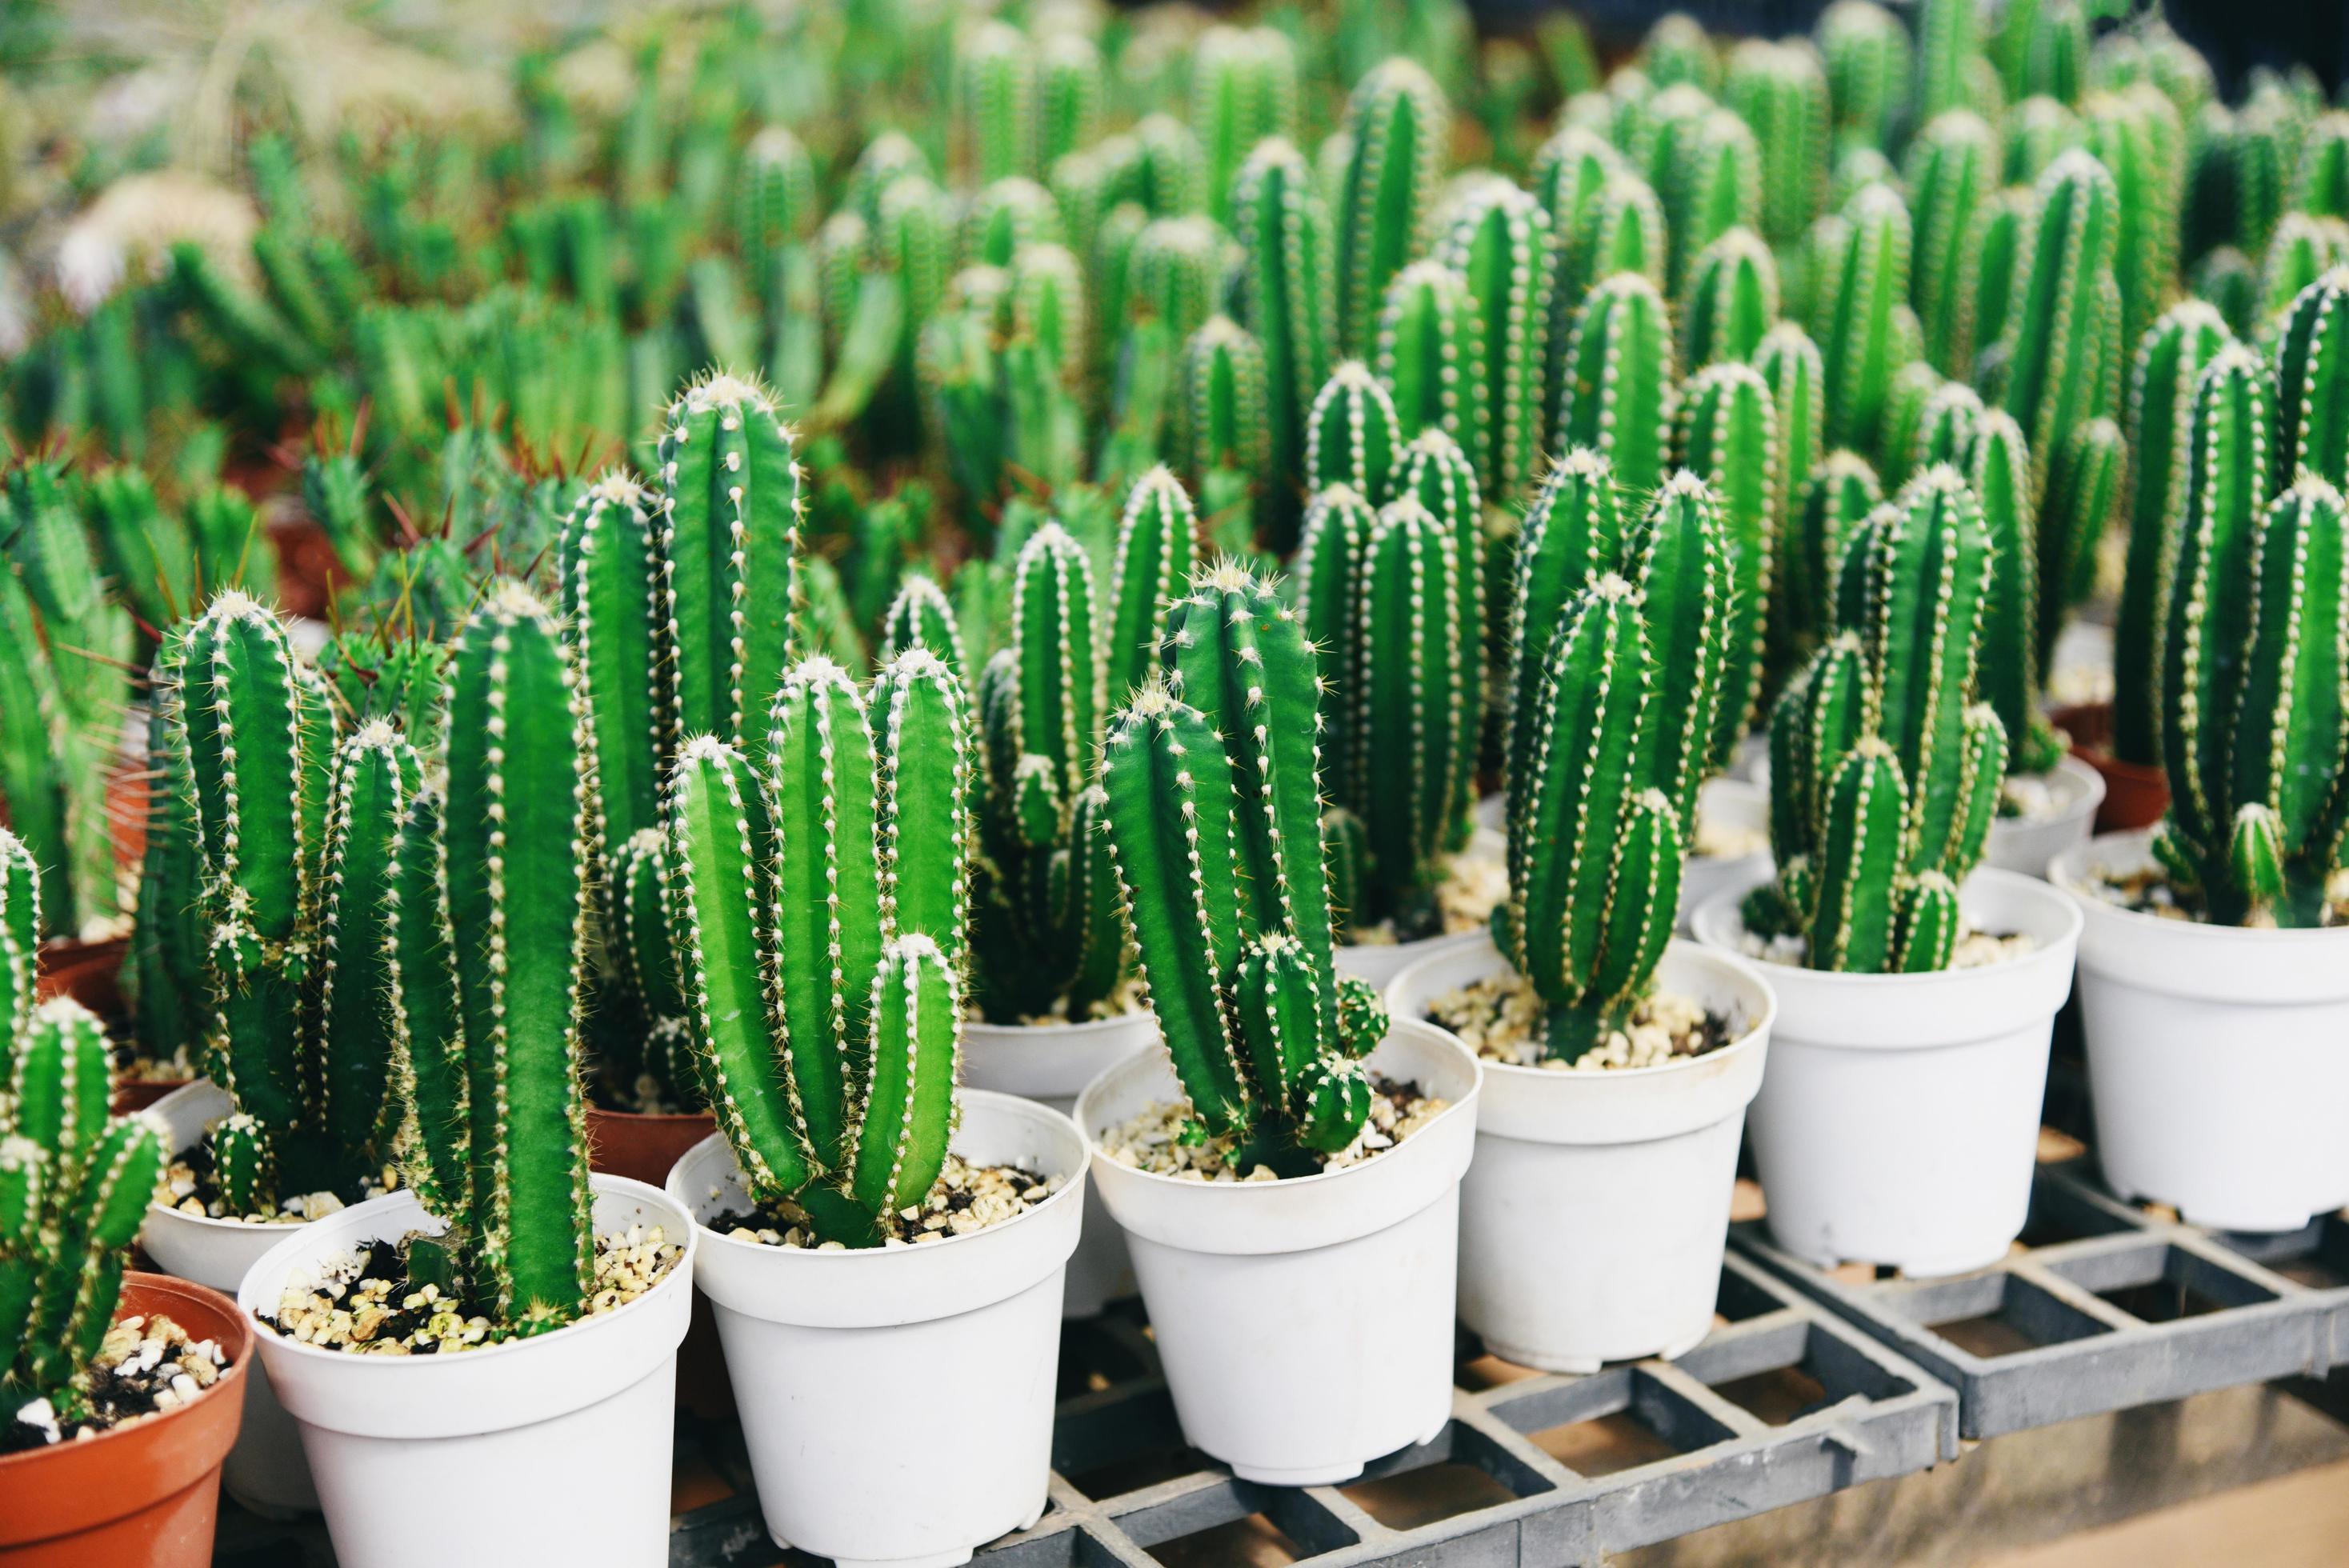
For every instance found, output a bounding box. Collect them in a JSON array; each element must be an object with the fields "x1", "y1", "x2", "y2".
[
  {"x1": 1695, "y1": 466, "x2": 2081, "y2": 1276},
  {"x1": 1, "y1": 856, "x2": 250, "y2": 1566},
  {"x1": 1386, "y1": 462, "x2": 1778, "y2": 1372},
  {"x1": 1074, "y1": 560, "x2": 1481, "y2": 1486},
  {"x1": 234, "y1": 582, "x2": 698, "y2": 1568},
  {"x1": 958, "y1": 471, "x2": 1197, "y2": 1316},
  {"x1": 662, "y1": 645, "x2": 1087, "y2": 1568},
  {"x1": 2054, "y1": 322, "x2": 2349, "y2": 1232}
]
